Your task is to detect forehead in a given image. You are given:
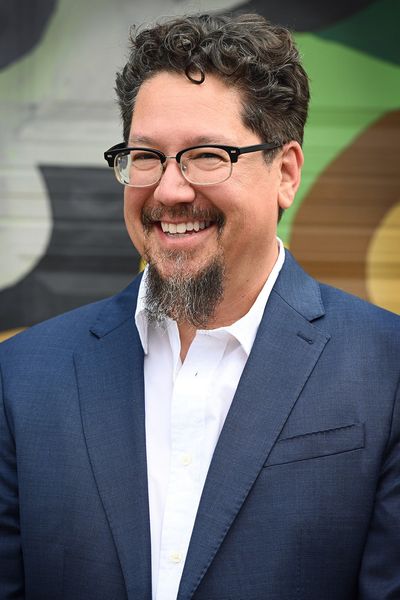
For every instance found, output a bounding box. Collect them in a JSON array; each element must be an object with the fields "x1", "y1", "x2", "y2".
[{"x1": 129, "y1": 71, "x2": 249, "y2": 146}]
